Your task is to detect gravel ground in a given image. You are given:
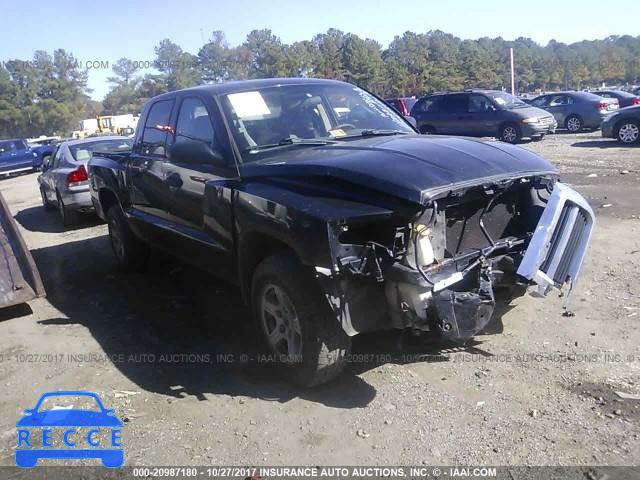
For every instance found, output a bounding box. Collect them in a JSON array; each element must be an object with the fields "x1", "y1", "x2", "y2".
[{"x1": 0, "y1": 130, "x2": 638, "y2": 469}]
